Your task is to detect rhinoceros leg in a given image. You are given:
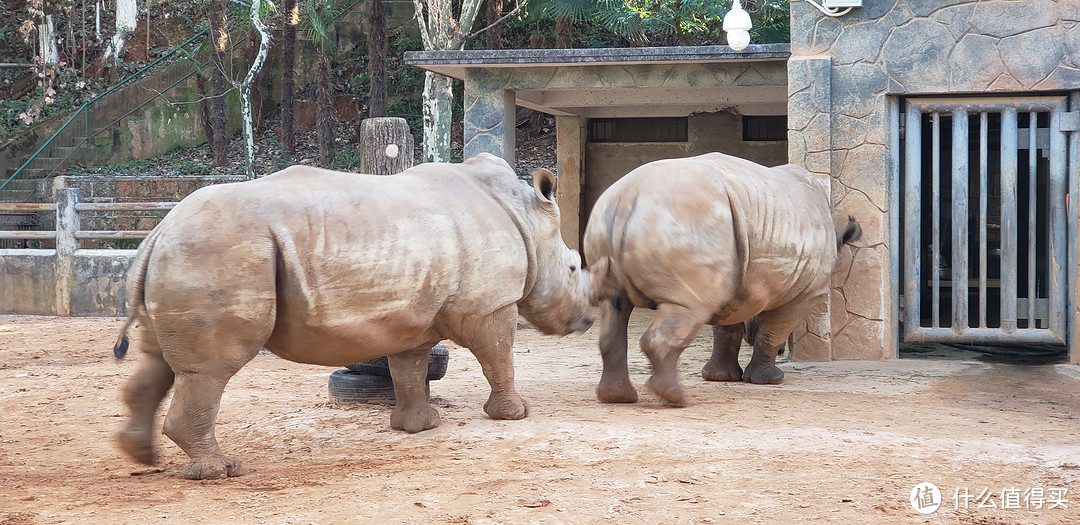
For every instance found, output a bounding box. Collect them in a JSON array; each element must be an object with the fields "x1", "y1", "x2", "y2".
[
  {"x1": 640, "y1": 303, "x2": 707, "y2": 407},
  {"x1": 741, "y1": 309, "x2": 798, "y2": 385},
  {"x1": 701, "y1": 323, "x2": 744, "y2": 382},
  {"x1": 116, "y1": 342, "x2": 175, "y2": 466},
  {"x1": 162, "y1": 352, "x2": 257, "y2": 480},
  {"x1": 596, "y1": 297, "x2": 638, "y2": 403},
  {"x1": 388, "y1": 347, "x2": 440, "y2": 433},
  {"x1": 458, "y1": 305, "x2": 529, "y2": 420}
]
